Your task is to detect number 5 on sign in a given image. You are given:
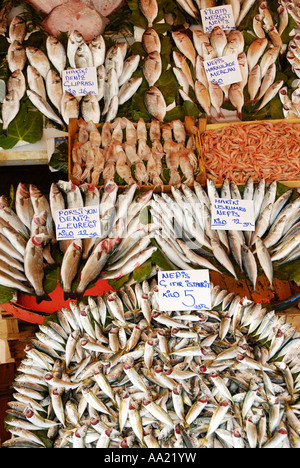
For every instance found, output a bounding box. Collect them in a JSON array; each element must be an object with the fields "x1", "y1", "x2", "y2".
[{"x1": 158, "y1": 270, "x2": 211, "y2": 312}]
